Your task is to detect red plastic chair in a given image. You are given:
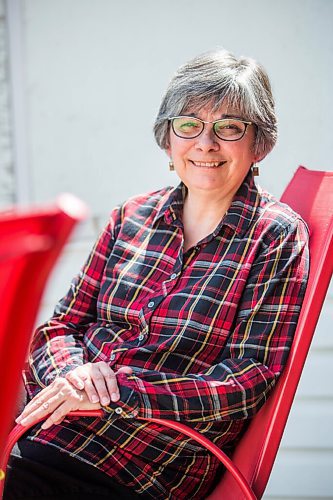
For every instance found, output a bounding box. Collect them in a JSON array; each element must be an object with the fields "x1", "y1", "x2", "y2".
[
  {"x1": 2, "y1": 167, "x2": 333, "y2": 499},
  {"x1": 0, "y1": 194, "x2": 88, "y2": 491}
]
